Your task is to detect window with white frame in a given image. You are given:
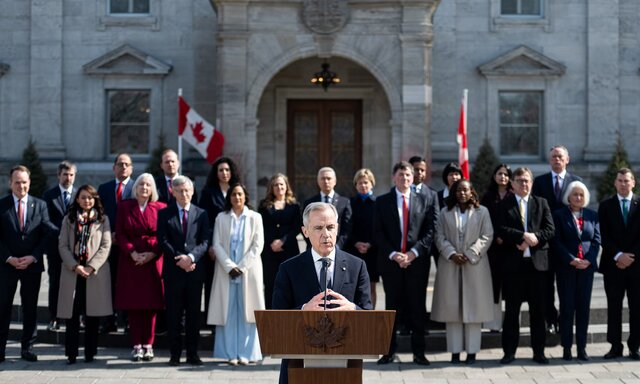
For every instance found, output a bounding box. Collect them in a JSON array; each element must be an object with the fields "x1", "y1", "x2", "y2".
[
  {"x1": 501, "y1": 0, "x2": 543, "y2": 16},
  {"x1": 499, "y1": 91, "x2": 542, "y2": 156},
  {"x1": 108, "y1": 90, "x2": 150, "y2": 155},
  {"x1": 109, "y1": 0, "x2": 150, "y2": 14}
]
